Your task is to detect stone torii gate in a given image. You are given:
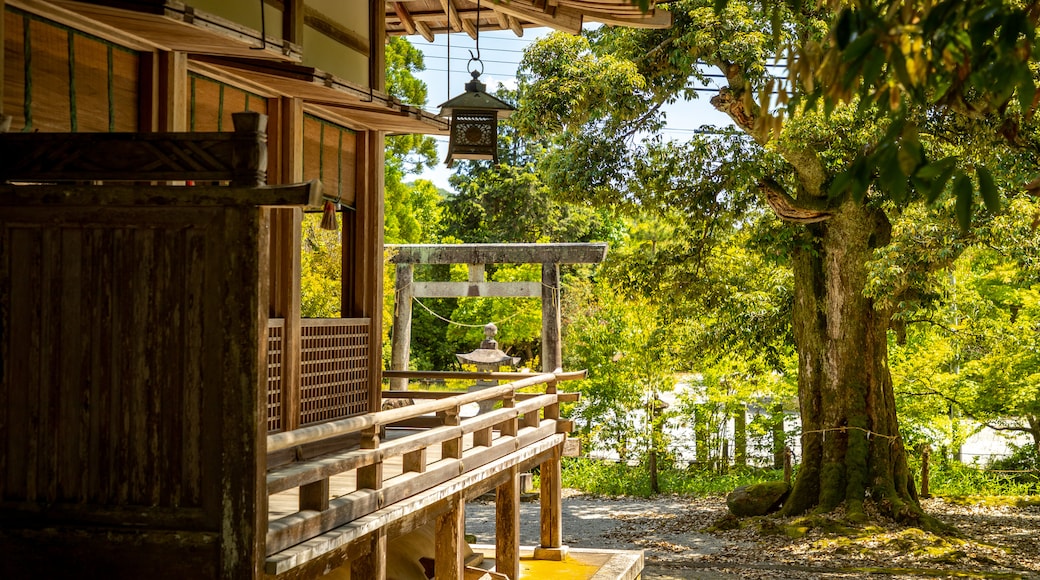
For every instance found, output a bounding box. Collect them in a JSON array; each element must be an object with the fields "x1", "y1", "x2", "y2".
[{"x1": 387, "y1": 243, "x2": 608, "y2": 389}]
